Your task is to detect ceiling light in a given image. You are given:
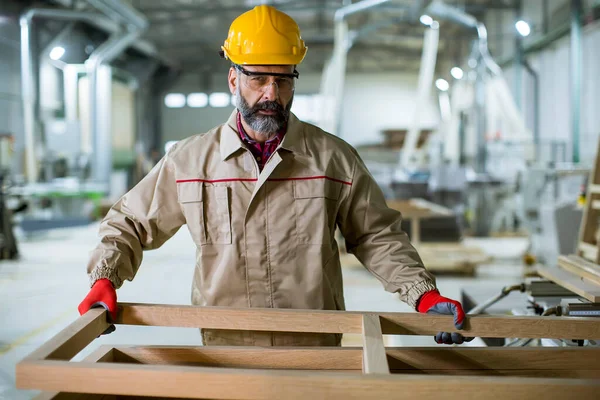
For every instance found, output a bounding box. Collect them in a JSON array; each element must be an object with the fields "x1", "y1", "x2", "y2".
[
  {"x1": 164, "y1": 93, "x2": 186, "y2": 108},
  {"x1": 49, "y1": 46, "x2": 65, "y2": 61},
  {"x1": 435, "y1": 78, "x2": 449, "y2": 92},
  {"x1": 419, "y1": 14, "x2": 433, "y2": 26},
  {"x1": 450, "y1": 67, "x2": 464, "y2": 80},
  {"x1": 187, "y1": 93, "x2": 208, "y2": 108},
  {"x1": 209, "y1": 93, "x2": 231, "y2": 108},
  {"x1": 515, "y1": 20, "x2": 531, "y2": 37}
]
